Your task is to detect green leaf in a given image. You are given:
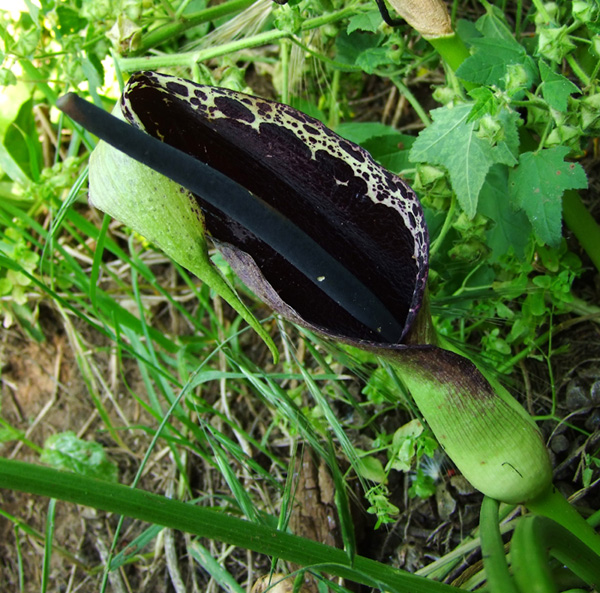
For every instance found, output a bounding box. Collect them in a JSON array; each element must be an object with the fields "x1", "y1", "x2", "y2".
[
  {"x1": 0, "y1": 457, "x2": 466, "y2": 593},
  {"x1": 55, "y1": 5, "x2": 88, "y2": 35},
  {"x1": 390, "y1": 419, "x2": 424, "y2": 472},
  {"x1": 361, "y1": 366, "x2": 398, "y2": 404},
  {"x1": 362, "y1": 134, "x2": 415, "y2": 173},
  {"x1": 508, "y1": 147, "x2": 588, "y2": 246},
  {"x1": 347, "y1": 10, "x2": 382, "y2": 34},
  {"x1": 355, "y1": 453, "x2": 386, "y2": 483},
  {"x1": 355, "y1": 46, "x2": 390, "y2": 74},
  {"x1": 409, "y1": 104, "x2": 518, "y2": 217},
  {"x1": 334, "y1": 30, "x2": 384, "y2": 71},
  {"x1": 478, "y1": 165, "x2": 531, "y2": 261},
  {"x1": 475, "y1": 5, "x2": 516, "y2": 42},
  {"x1": 40, "y1": 431, "x2": 118, "y2": 482},
  {"x1": 336, "y1": 121, "x2": 400, "y2": 144},
  {"x1": 3, "y1": 97, "x2": 43, "y2": 182},
  {"x1": 0, "y1": 81, "x2": 31, "y2": 136},
  {"x1": 468, "y1": 87, "x2": 499, "y2": 120},
  {"x1": 538, "y1": 60, "x2": 581, "y2": 112},
  {"x1": 456, "y1": 38, "x2": 536, "y2": 88},
  {"x1": 409, "y1": 469, "x2": 436, "y2": 499},
  {"x1": 337, "y1": 123, "x2": 415, "y2": 172}
]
